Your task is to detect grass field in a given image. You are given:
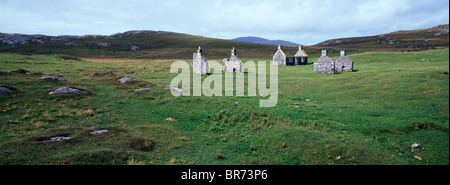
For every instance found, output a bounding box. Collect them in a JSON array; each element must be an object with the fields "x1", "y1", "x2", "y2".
[{"x1": 0, "y1": 49, "x2": 448, "y2": 165}]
